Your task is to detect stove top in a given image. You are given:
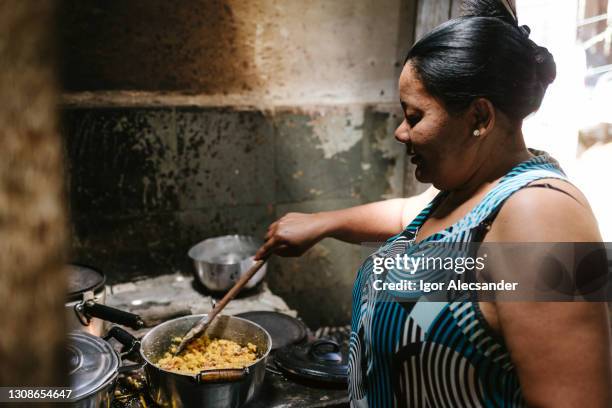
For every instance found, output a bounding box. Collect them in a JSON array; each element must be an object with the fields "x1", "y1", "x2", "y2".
[
  {"x1": 112, "y1": 369, "x2": 151, "y2": 408},
  {"x1": 111, "y1": 365, "x2": 349, "y2": 408},
  {"x1": 110, "y1": 325, "x2": 351, "y2": 408}
]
